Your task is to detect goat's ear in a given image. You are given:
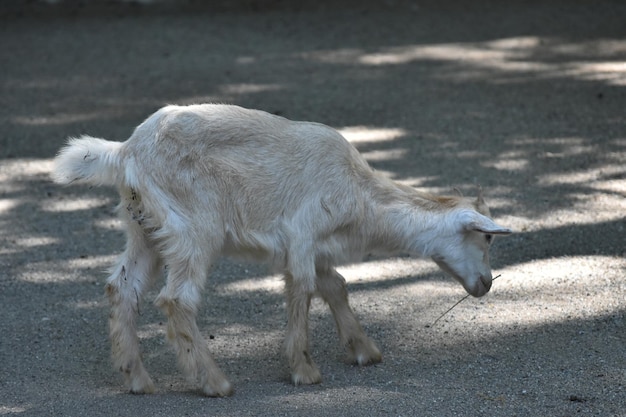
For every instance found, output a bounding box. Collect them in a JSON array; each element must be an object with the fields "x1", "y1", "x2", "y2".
[{"x1": 461, "y1": 211, "x2": 513, "y2": 235}]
